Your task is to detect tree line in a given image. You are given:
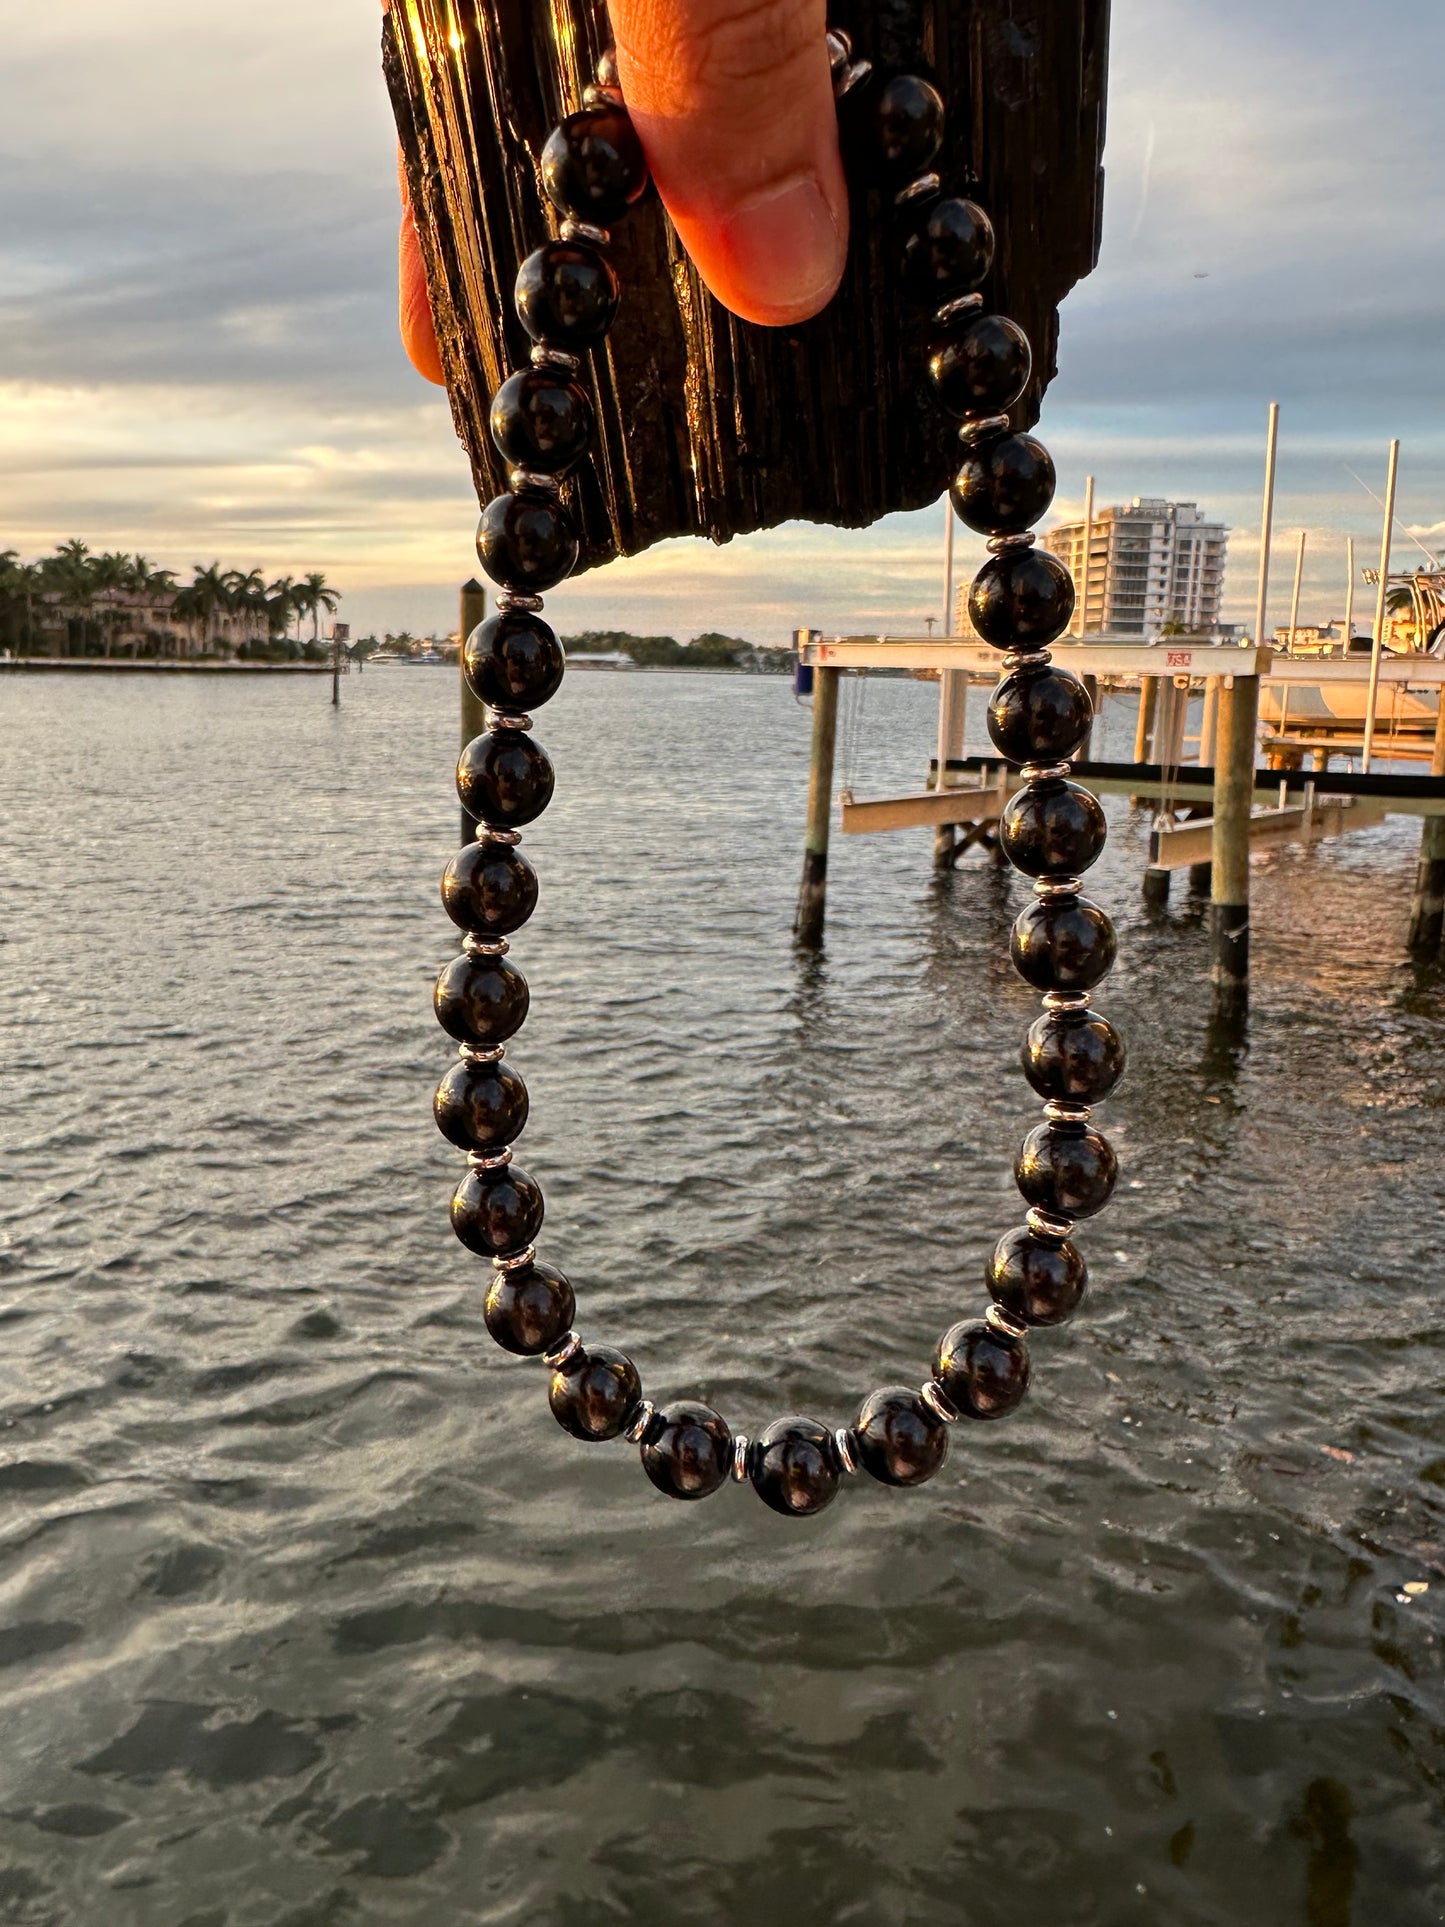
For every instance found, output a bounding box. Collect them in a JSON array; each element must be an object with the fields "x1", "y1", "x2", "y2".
[
  {"x1": 0, "y1": 541, "x2": 340, "y2": 660},
  {"x1": 564, "y1": 629, "x2": 792, "y2": 671}
]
